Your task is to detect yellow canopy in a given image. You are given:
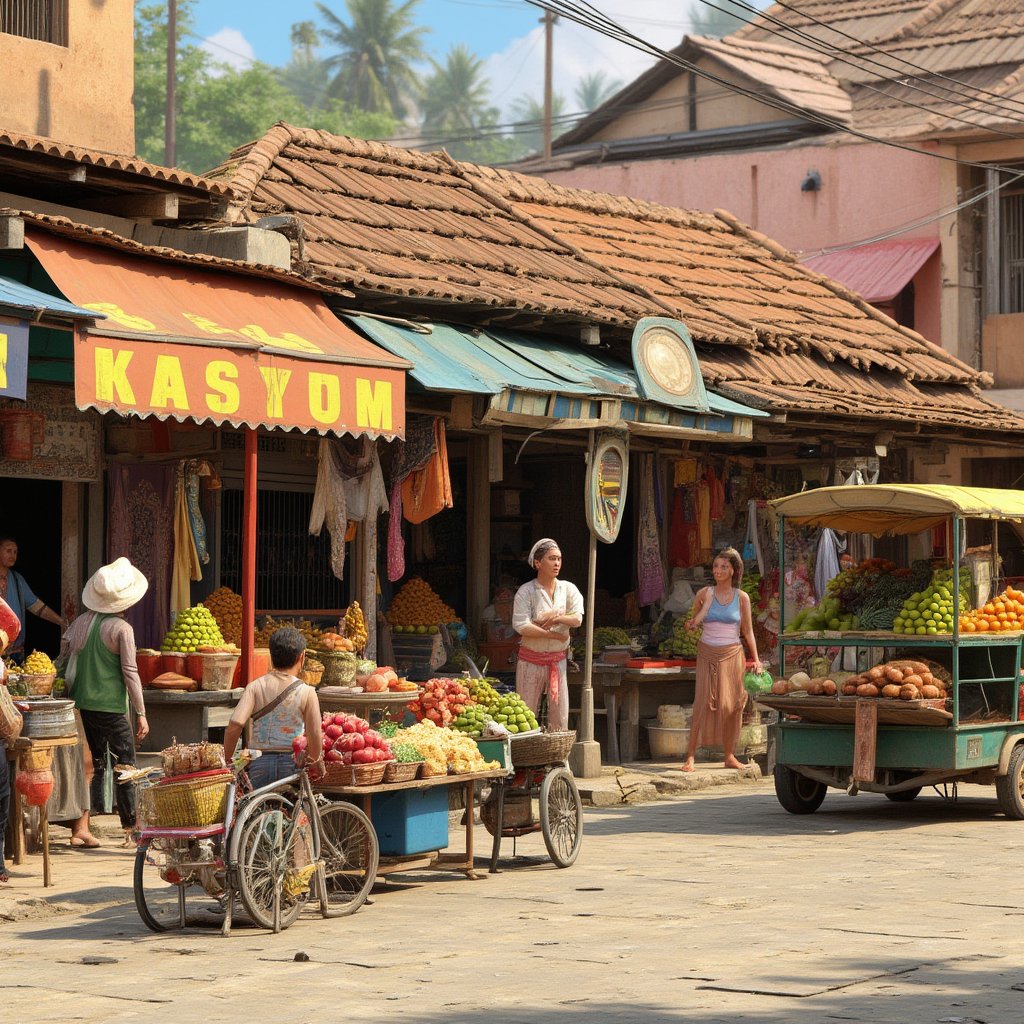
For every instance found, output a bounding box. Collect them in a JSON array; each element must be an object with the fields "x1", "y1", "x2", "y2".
[{"x1": 771, "y1": 484, "x2": 1024, "y2": 536}]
